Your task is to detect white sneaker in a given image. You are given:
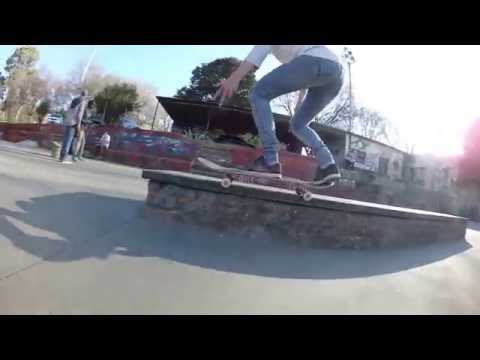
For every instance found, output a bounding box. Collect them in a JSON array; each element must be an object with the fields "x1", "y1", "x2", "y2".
[{"x1": 60, "y1": 160, "x2": 73, "y2": 164}]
